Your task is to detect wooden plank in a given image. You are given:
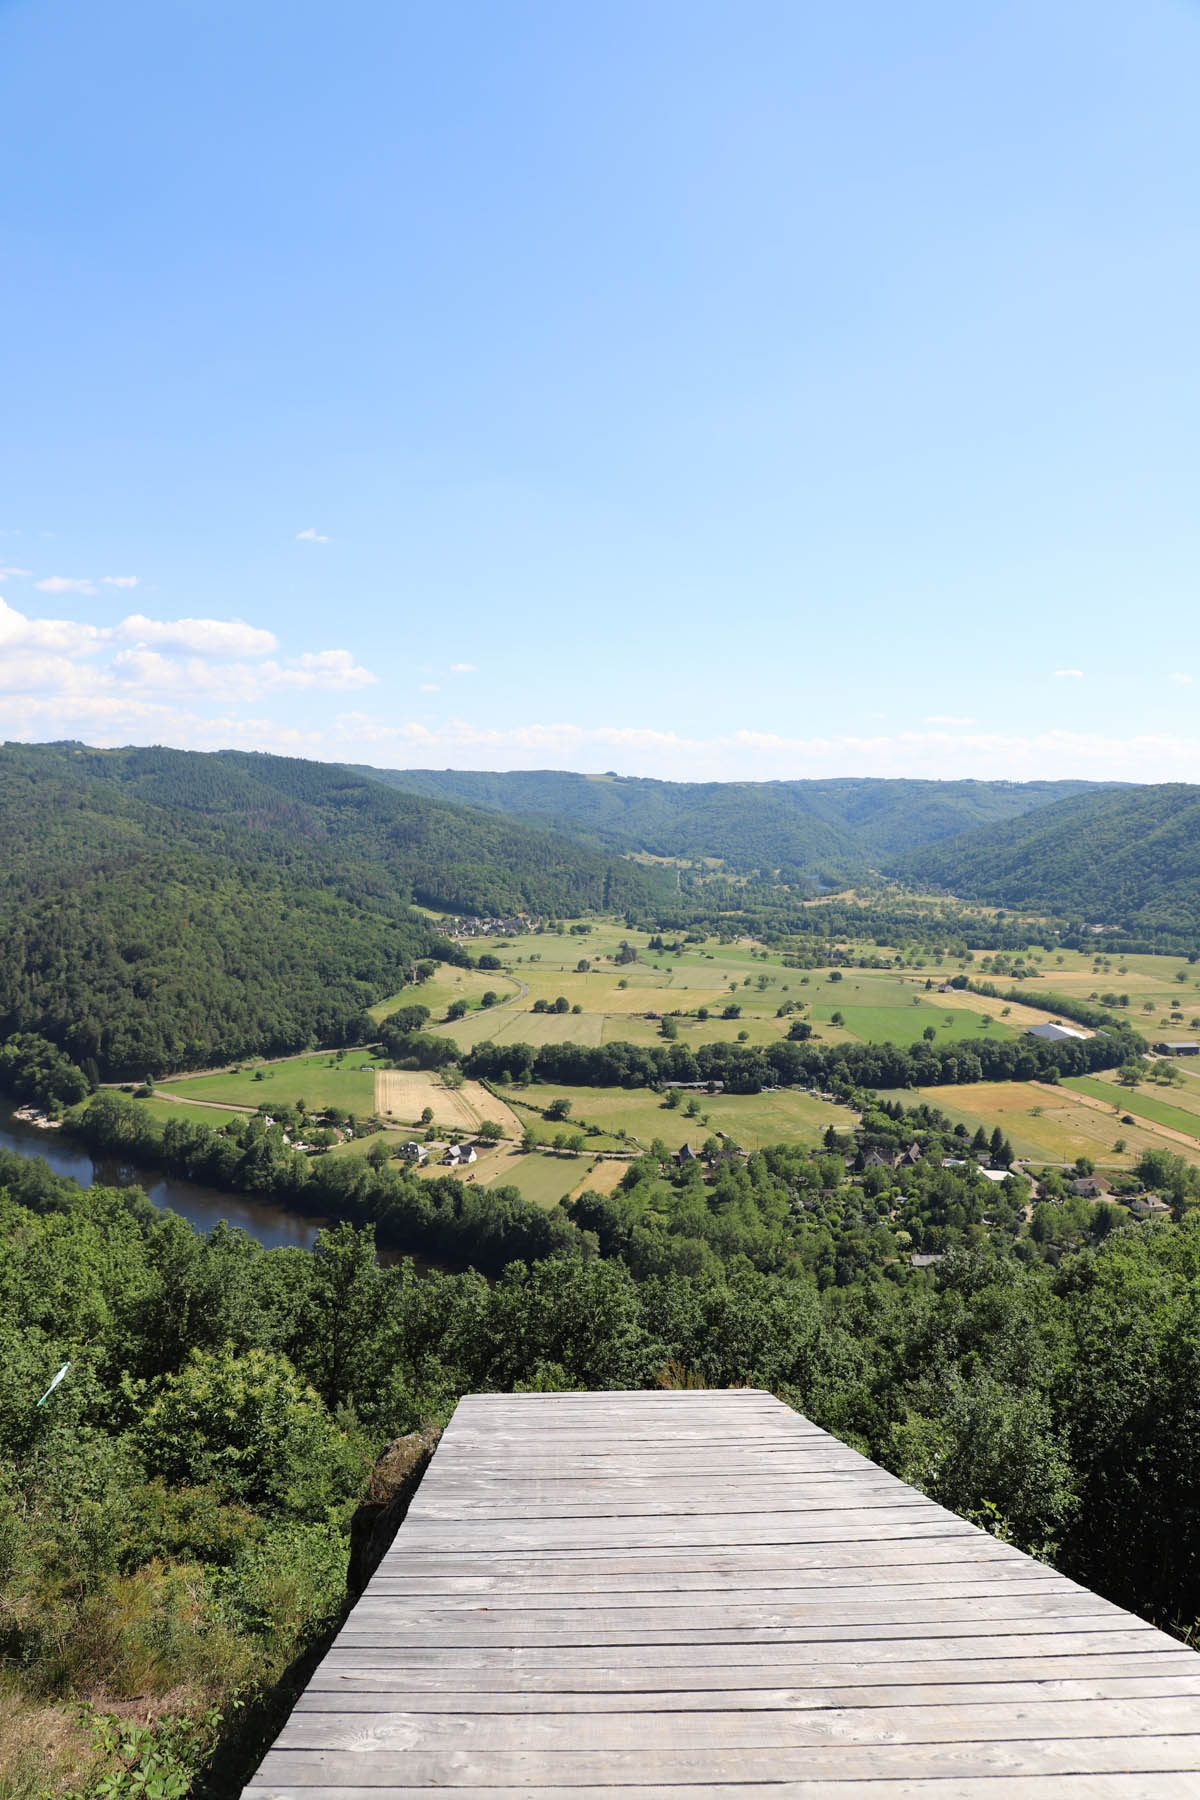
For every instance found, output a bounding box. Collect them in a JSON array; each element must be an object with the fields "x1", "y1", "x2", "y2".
[
  {"x1": 250, "y1": 1736, "x2": 1200, "y2": 1783},
  {"x1": 294, "y1": 1674, "x2": 1200, "y2": 1712},
  {"x1": 315, "y1": 1628, "x2": 1177, "y2": 1665},
  {"x1": 244, "y1": 1781, "x2": 1200, "y2": 1800},
  {"x1": 306, "y1": 1653, "x2": 1200, "y2": 1694}
]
